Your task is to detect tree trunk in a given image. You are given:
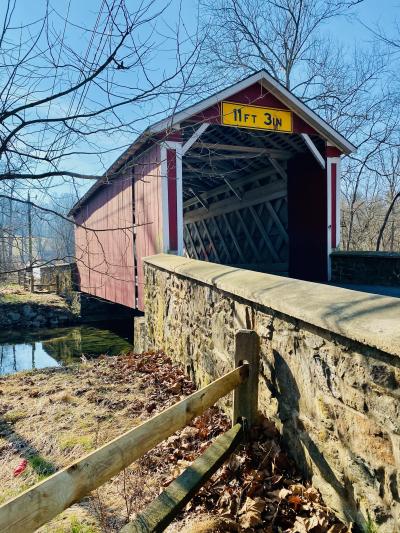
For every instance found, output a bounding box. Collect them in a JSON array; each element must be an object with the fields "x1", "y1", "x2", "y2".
[{"x1": 376, "y1": 192, "x2": 400, "y2": 251}]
